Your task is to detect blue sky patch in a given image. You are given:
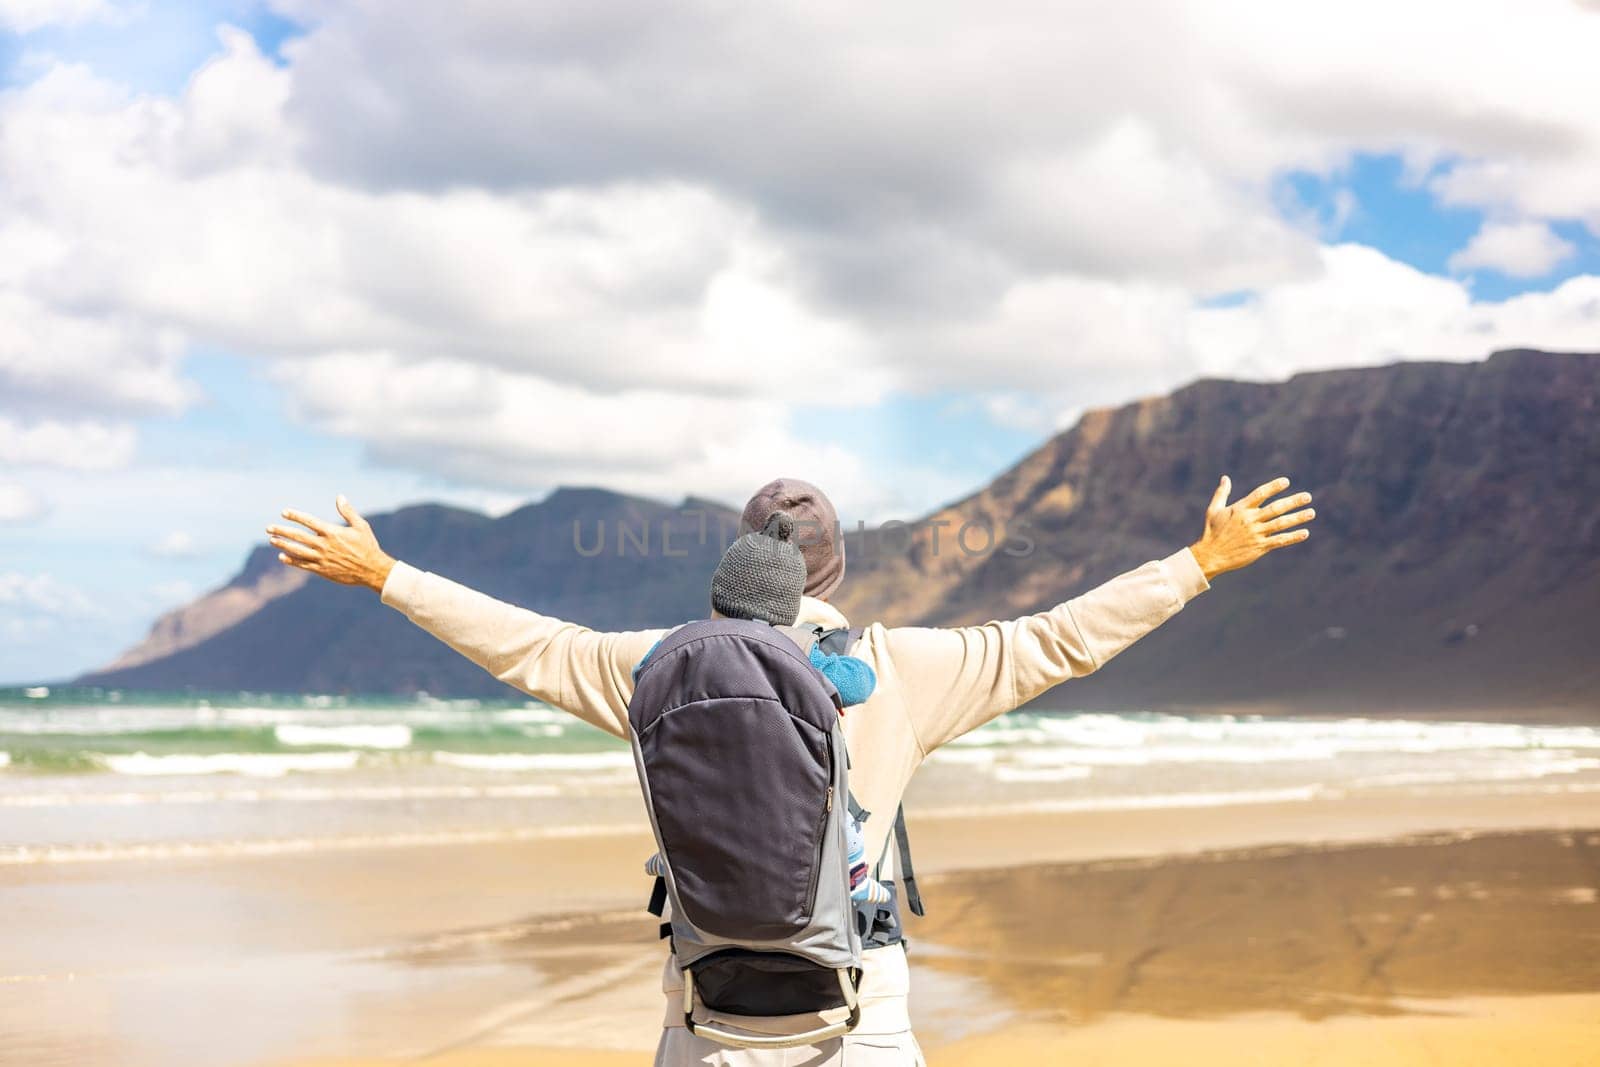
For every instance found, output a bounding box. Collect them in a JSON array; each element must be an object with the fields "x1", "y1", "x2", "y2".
[
  {"x1": 1283, "y1": 154, "x2": 1480, "y2": 276},
  {"x1": 2, "y1": 1, "x2": 303, "y2": 92},
  {"x1": 1281, "y1": 152, "x2": 1600, "y2": 301}
]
